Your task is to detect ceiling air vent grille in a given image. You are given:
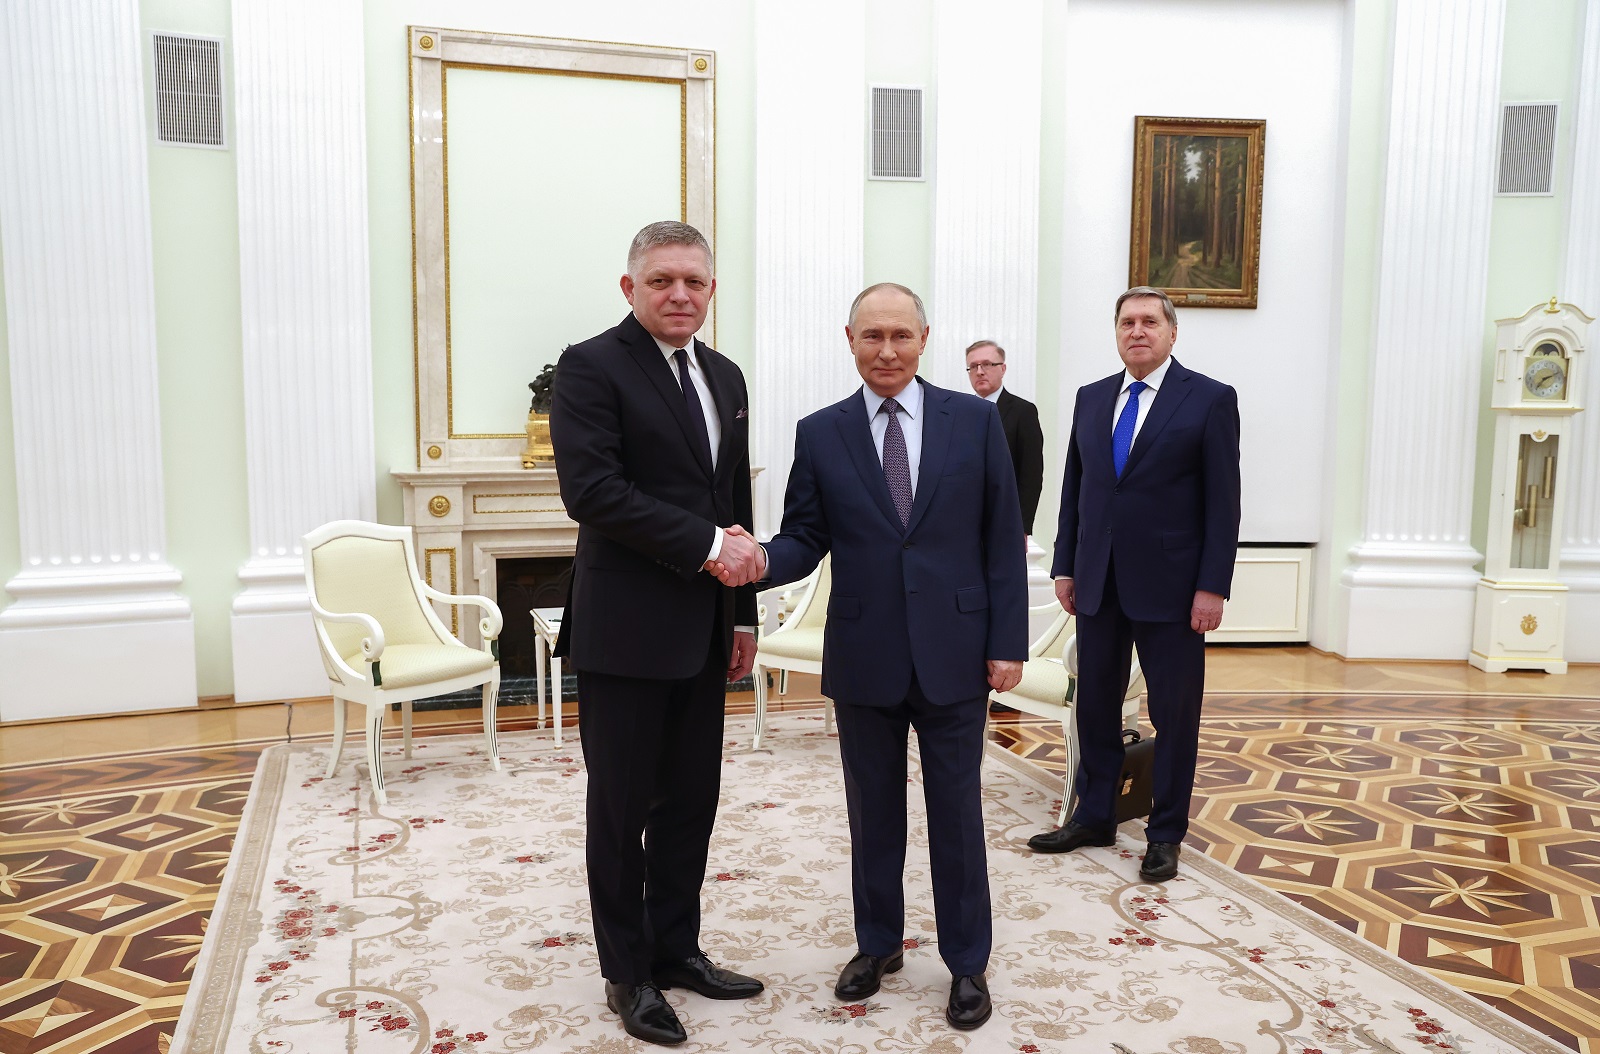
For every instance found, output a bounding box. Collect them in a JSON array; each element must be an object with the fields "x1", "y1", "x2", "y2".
[
  {"x1": 1496, "y1": 103, "x2": 1557, "y2": 195},
  {"x1": 152, "y1": 32, "x2": 226, "y2": 148},
  {"x1": 870, "y1": 86, "x2": 924, "y2": 180}
]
